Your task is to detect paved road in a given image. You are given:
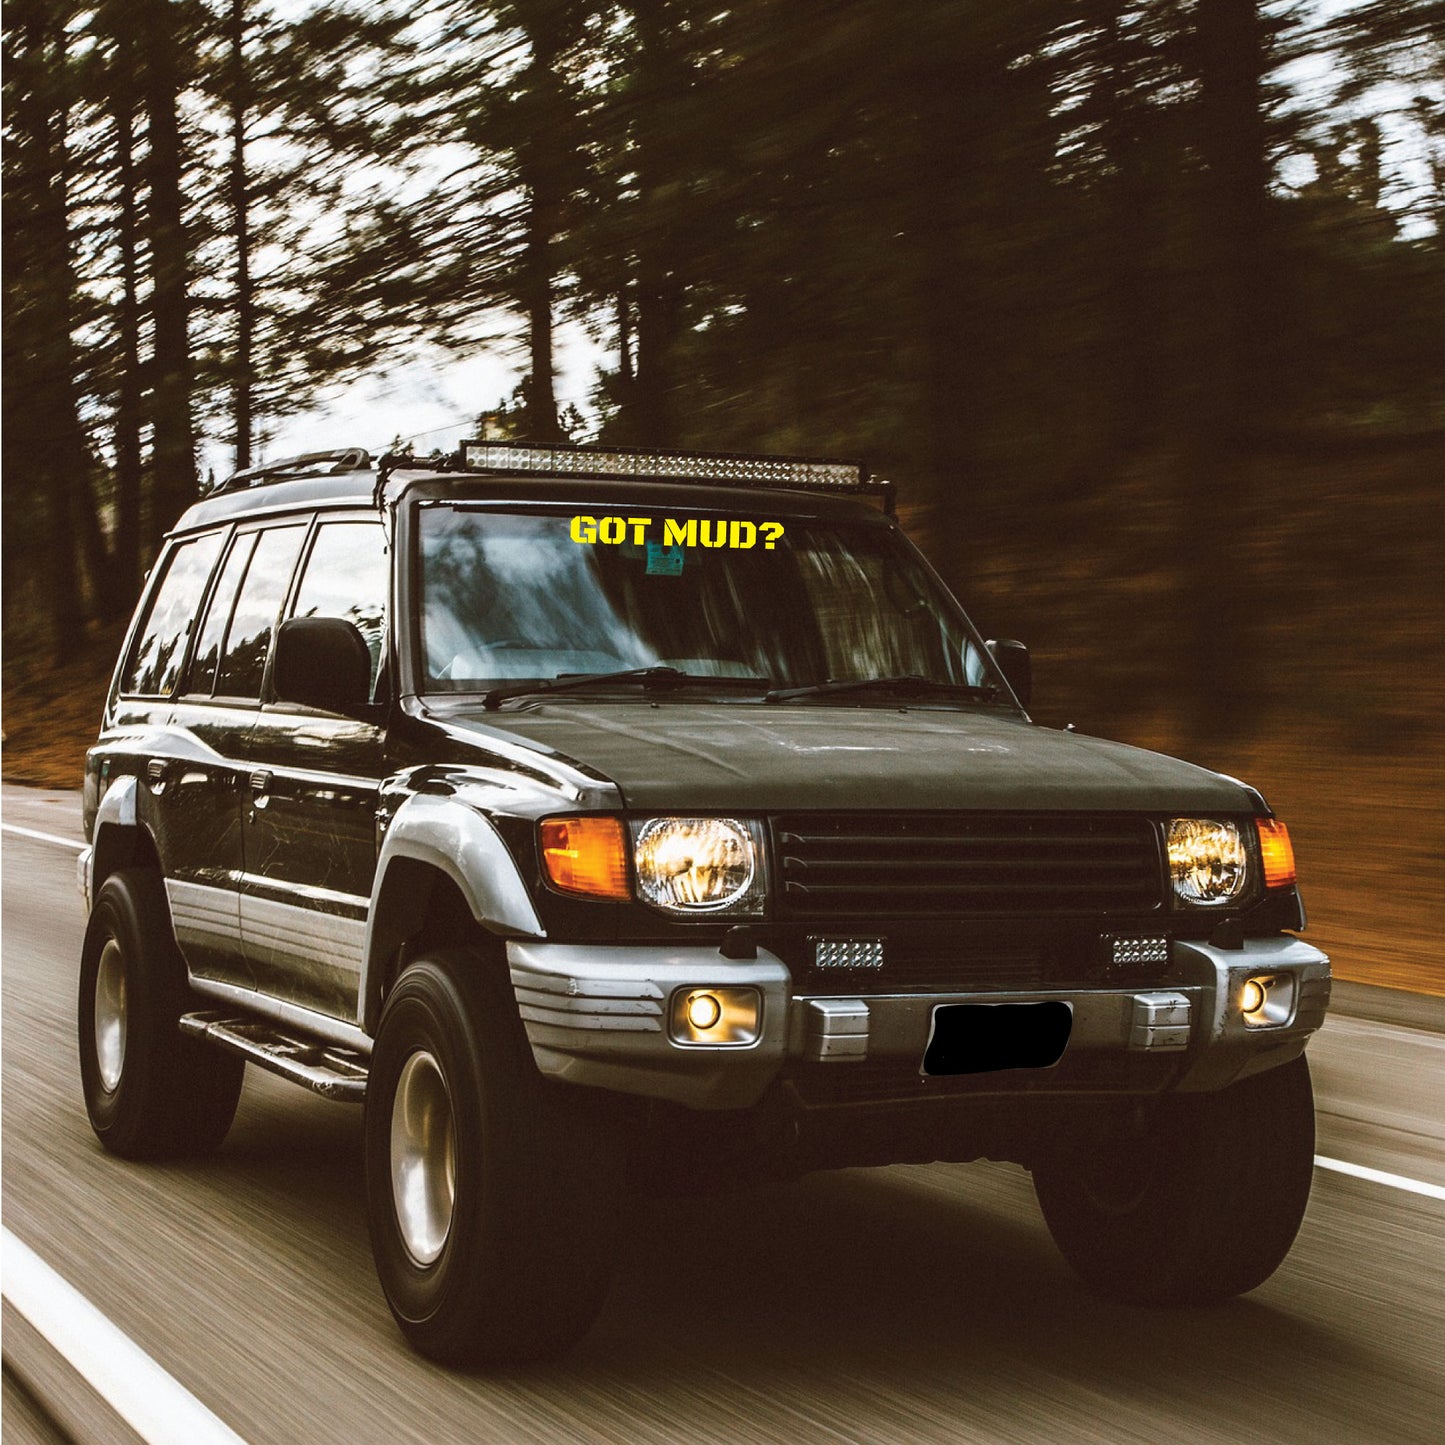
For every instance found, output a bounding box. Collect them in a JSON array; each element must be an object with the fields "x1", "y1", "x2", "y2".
[{"x1": 4, "y1": 786, "x2": 1442, "y2": 1444}]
